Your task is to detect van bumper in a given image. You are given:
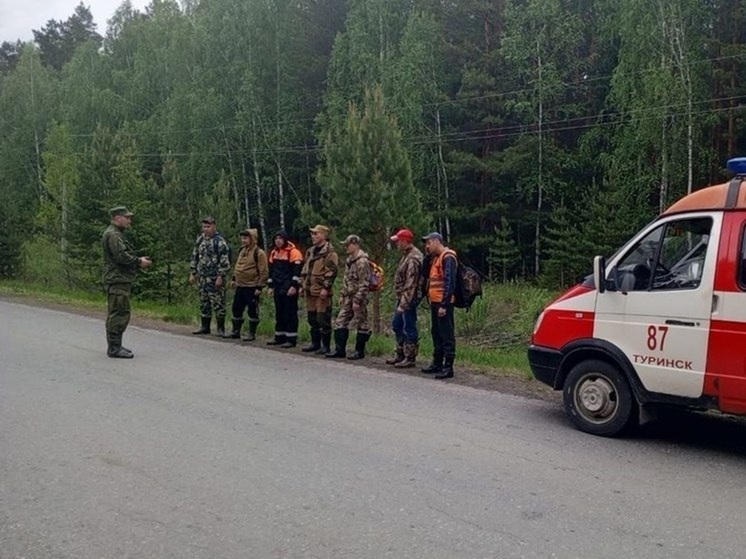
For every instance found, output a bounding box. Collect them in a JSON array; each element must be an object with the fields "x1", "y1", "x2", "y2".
[{"x1": 528, "y1": 345, "x2": 562, "y2": 389}]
